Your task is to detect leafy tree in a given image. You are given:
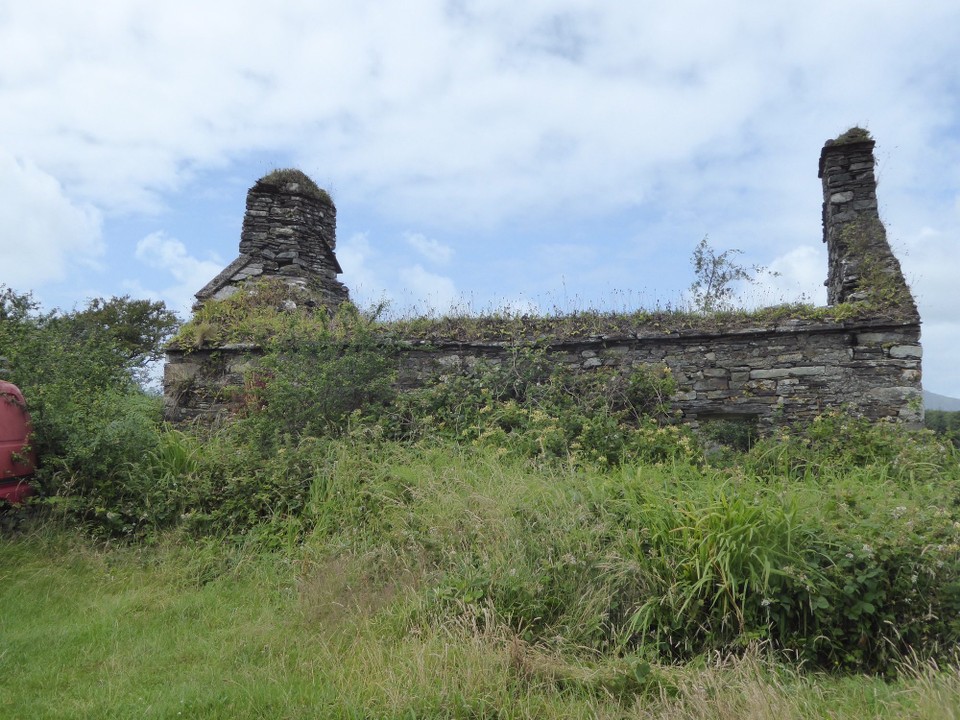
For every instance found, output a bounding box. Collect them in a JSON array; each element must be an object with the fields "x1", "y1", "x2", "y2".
[
  {"x1": 689, "y1": 236, "x2": 772, "y2": 312},
  {"x1": 926, "y1": 410, "x2": 960, "y2": 448},
  {"x1": 2, "y1": 288, "x2": 179, "y2": 383},
  {"x1": 72, "y1": 296, "x2": 179, "y2": 375}
]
